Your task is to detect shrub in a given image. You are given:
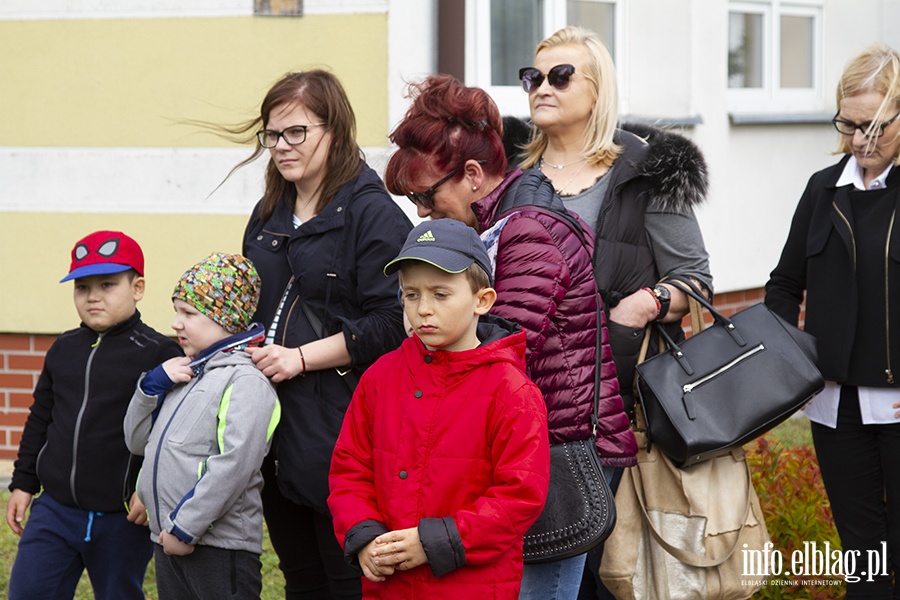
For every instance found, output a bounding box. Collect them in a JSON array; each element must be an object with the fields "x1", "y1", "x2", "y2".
[{"x1": 745, "y1": 435, "x2": 843, "y2": 599}]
